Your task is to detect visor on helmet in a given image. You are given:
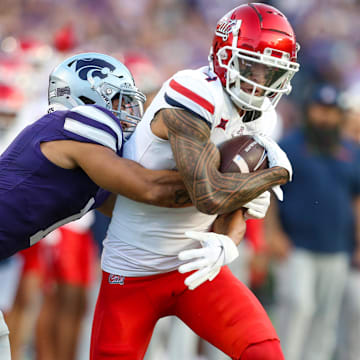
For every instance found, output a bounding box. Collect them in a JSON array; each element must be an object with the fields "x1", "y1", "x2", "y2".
[{"x1": 237, "y1": 58, "x2": 288, "y2": 92}]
